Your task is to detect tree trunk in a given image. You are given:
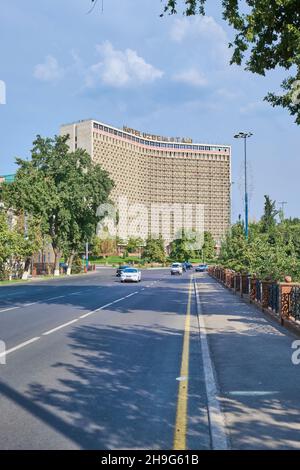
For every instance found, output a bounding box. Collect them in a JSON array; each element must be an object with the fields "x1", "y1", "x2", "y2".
[
  {"x1": 22, "y1": 257, "x2": 32, "y2": 280},
  {"x1": 53, "y1": 248, "x2": 61, "y2": 276},
  {"x1": 67, "y1": 252, "x2": 75, "y2": 276}
]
